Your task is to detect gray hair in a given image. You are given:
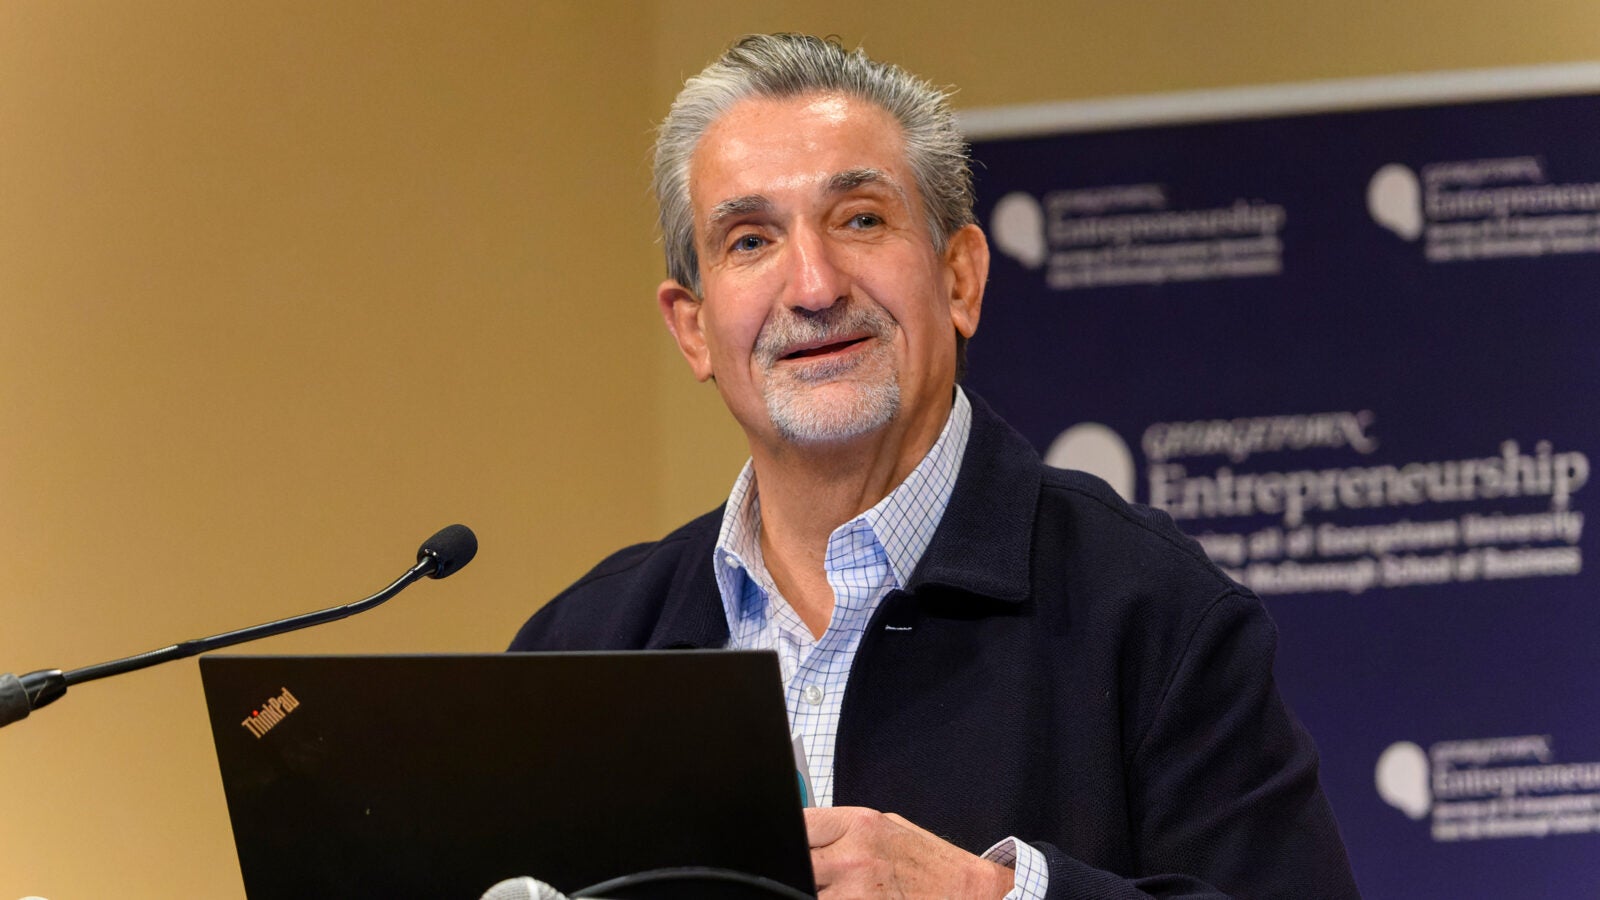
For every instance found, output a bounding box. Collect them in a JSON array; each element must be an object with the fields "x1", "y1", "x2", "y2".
[{"x1": 652, "y1": 33, "x2": 976, "y2": 295}]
